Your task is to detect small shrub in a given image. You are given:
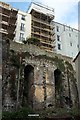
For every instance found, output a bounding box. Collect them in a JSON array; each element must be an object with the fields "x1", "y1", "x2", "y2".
[
  {"x1": 2, "y1": 107, "x2": 34, "y2": 119},
  {"x1": 23, "y1": 37, "x2": 40, "y2": 46}
]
